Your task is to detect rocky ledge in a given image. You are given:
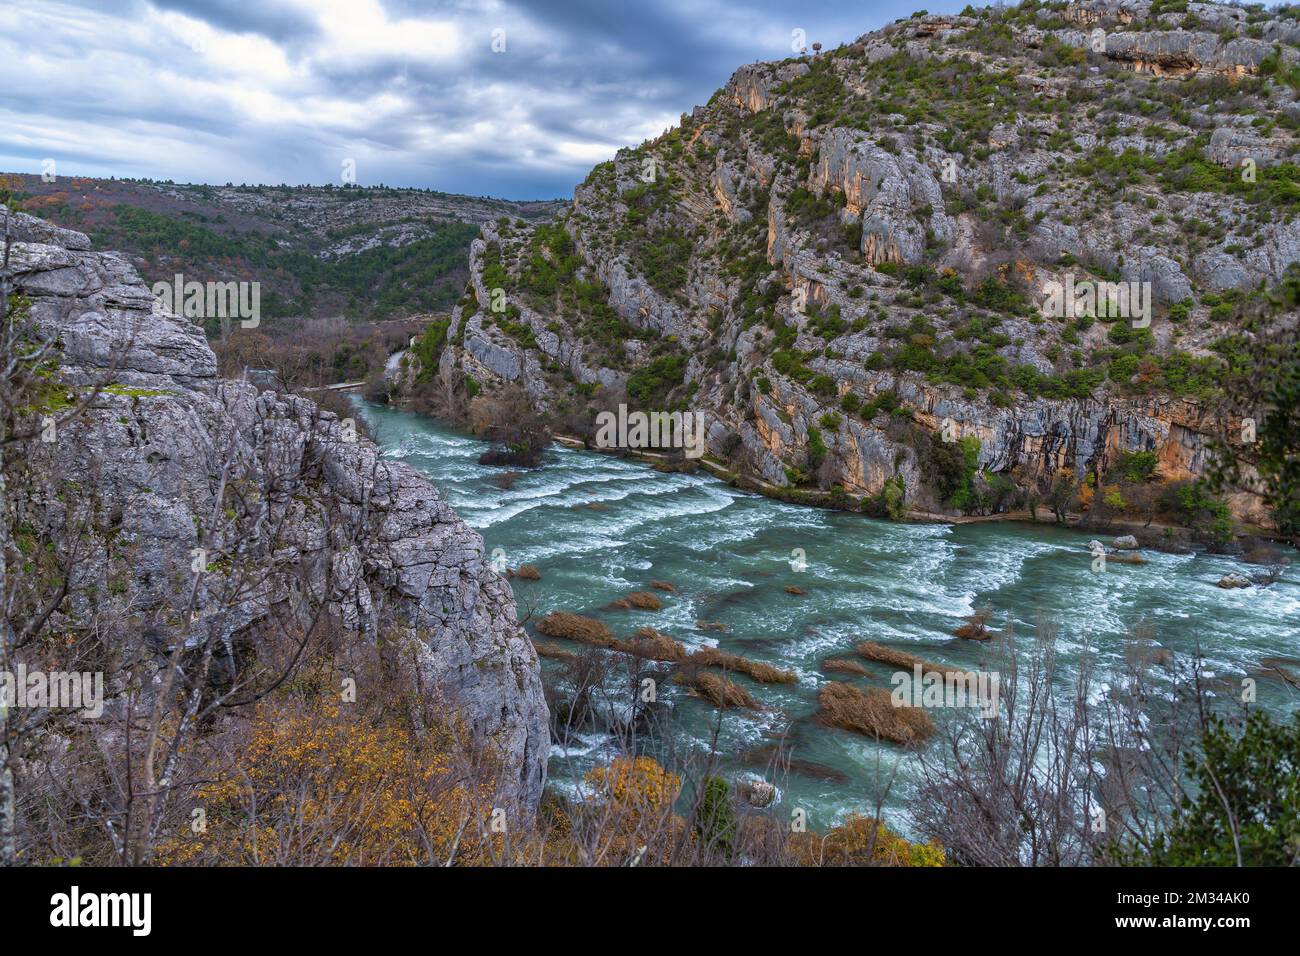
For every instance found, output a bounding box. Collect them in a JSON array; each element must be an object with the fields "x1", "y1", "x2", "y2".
[{"x1": 4, "y1": 210, "x2": 548, "y2": 810}]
